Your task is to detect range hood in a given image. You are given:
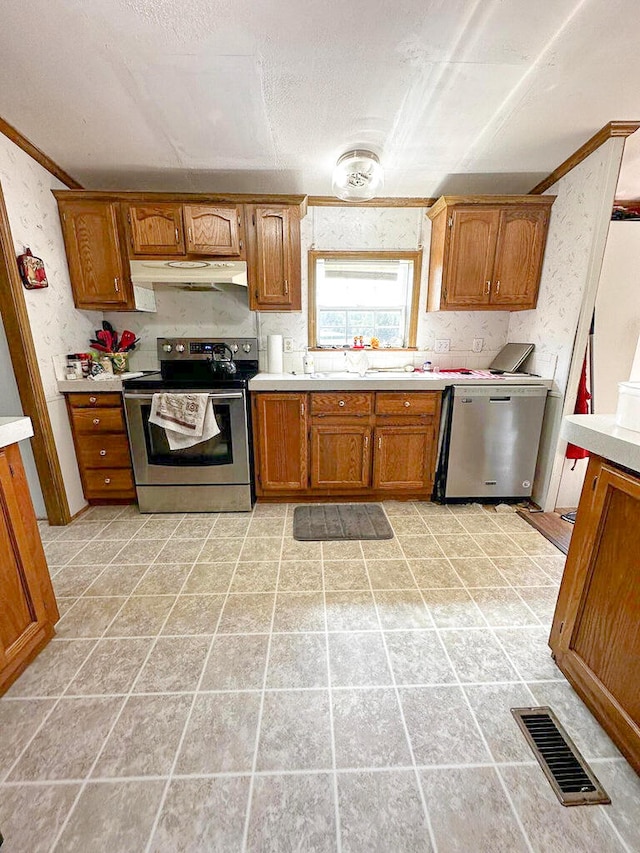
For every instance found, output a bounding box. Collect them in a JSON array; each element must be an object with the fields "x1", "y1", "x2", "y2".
[{"x1": 129, "y1": 260, "x2": 248, "y2": 292}]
